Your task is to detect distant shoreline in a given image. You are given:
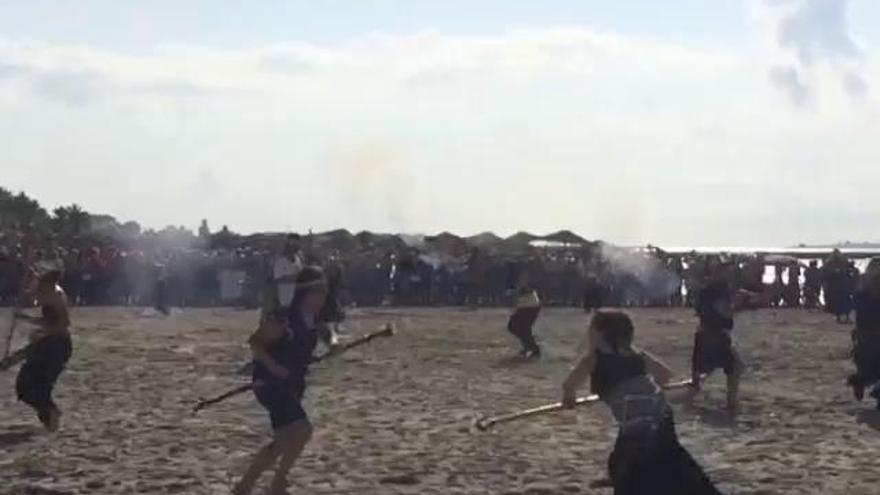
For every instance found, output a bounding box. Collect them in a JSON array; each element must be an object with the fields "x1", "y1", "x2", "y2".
[{"x1": 655, "y1": 246, "x2": 880, "y2": 258}]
